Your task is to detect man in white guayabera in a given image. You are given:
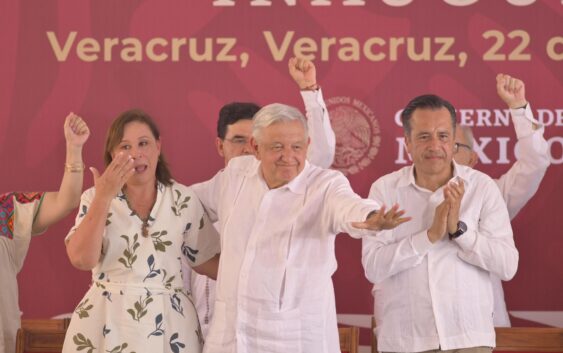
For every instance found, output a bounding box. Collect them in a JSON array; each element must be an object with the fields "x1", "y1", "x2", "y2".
[
  {"x1": 181, "y1": 57, "x2": 336, "y2": 339},
  {"x1": 192, "y1": 103, "x2": 410, "y2": 353},
  {"x1": 452, "y1": 74, "x2": 550, "y2": 327},
  {"x1": 363, "y1": 94, "x2": 518, "y2": 353}
]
